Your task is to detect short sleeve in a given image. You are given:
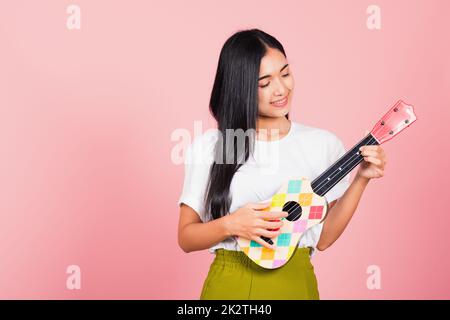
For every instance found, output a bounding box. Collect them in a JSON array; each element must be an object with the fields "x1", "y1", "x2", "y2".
[{"x1": 177, "y1": 135, "x2": 215, "y2": 222}]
